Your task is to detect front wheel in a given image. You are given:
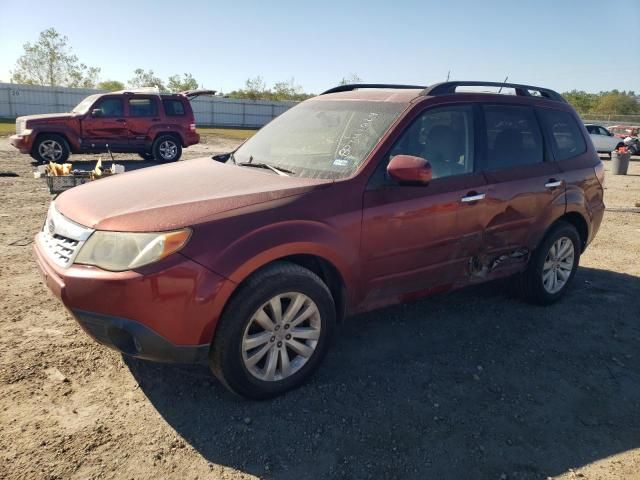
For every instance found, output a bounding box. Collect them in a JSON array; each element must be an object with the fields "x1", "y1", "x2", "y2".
[
  {"x1": 152, "y1": 135, "x2": 182, "y2": 162},
  {"x1": 211, "y1": 262, "x2": 336, "y2": 399},
  {"x1": 33, "y1": 134, "x2": 70, "y2": 164},
  {"x1": 519, "y1": 221, "x2": 581, "y2": 305}
]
